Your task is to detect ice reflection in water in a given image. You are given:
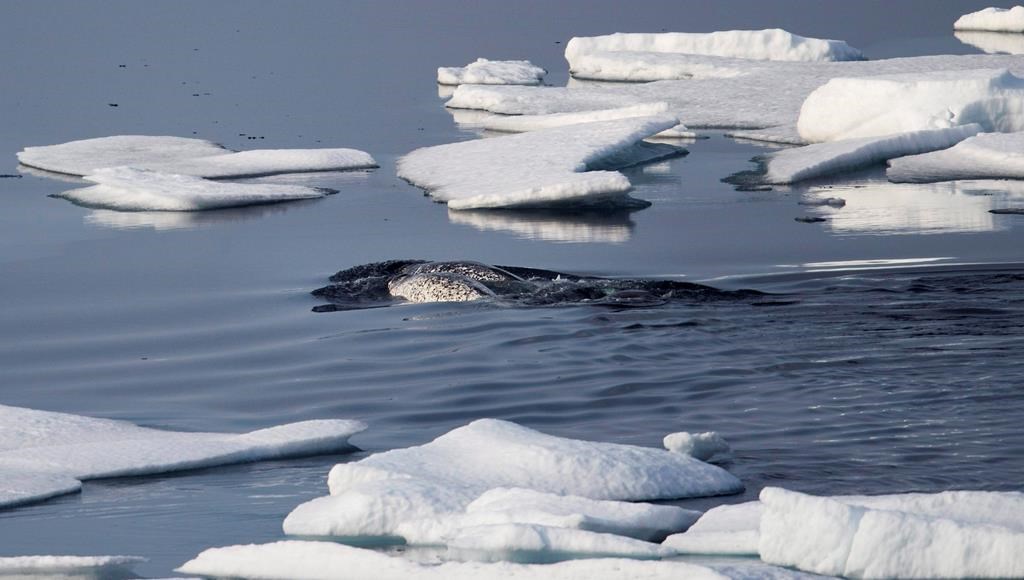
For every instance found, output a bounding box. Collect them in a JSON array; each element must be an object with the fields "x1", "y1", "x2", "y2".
[
  {"x1": 955, "y1": 30, "x2": 1024, "y2": 55},
  {"x1": 447, "y1": 208, "x2": 635, "y2": 243}
]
